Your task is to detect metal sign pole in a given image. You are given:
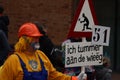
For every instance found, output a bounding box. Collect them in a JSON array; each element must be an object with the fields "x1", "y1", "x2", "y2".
[{"x1": 81, "y1": 37, "x2": 86, "y2": 73}]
